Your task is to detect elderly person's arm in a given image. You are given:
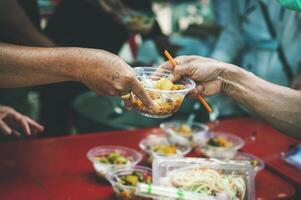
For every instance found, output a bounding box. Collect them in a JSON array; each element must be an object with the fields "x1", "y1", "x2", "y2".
[
  {"x1": 0, "y1": 43, "x2": 154, "y2": 108},
  {"x1": 160, "y1": 56, "x2": 301, "y2": 139}
]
